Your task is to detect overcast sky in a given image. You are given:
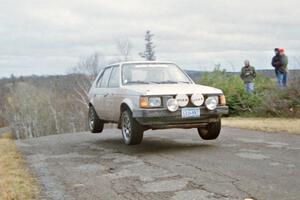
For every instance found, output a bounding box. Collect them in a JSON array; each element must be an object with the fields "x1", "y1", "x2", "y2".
[{"x1": 0, "y1": 0, "x2": 300, "y2": 77}]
